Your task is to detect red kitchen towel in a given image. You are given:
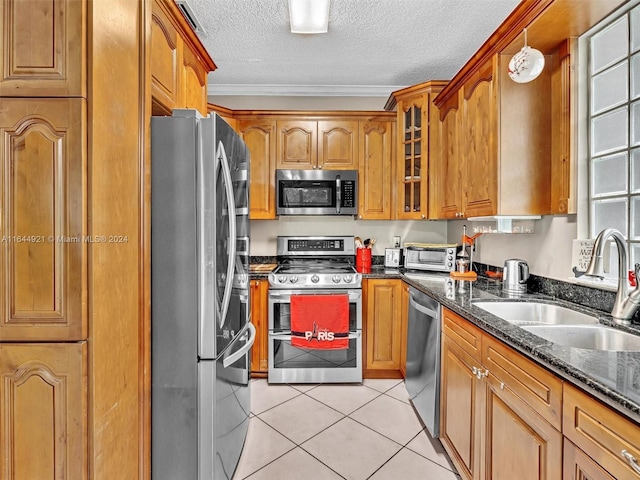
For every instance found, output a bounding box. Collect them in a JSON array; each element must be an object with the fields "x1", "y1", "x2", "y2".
[{"x1": 290, "y1": 294, "x2": 349, "y2": 350}]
